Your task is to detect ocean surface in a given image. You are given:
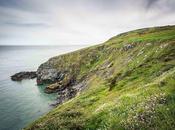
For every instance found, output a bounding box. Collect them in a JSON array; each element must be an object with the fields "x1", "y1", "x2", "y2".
[{"x1": 0, "y1": 45, "x2": 88, "y2": 130}]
